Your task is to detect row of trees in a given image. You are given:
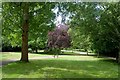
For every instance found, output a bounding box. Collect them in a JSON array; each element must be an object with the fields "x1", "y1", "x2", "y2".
[
  {"x1": 69, "y1": 2, "x2": 120, "y2": 61},
  {"x1": 54, "y1": 2, "x2": 120, "y2": 61},
  {"x1": 2, "y1": 2, "x2": 120, "y2": 62}
]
